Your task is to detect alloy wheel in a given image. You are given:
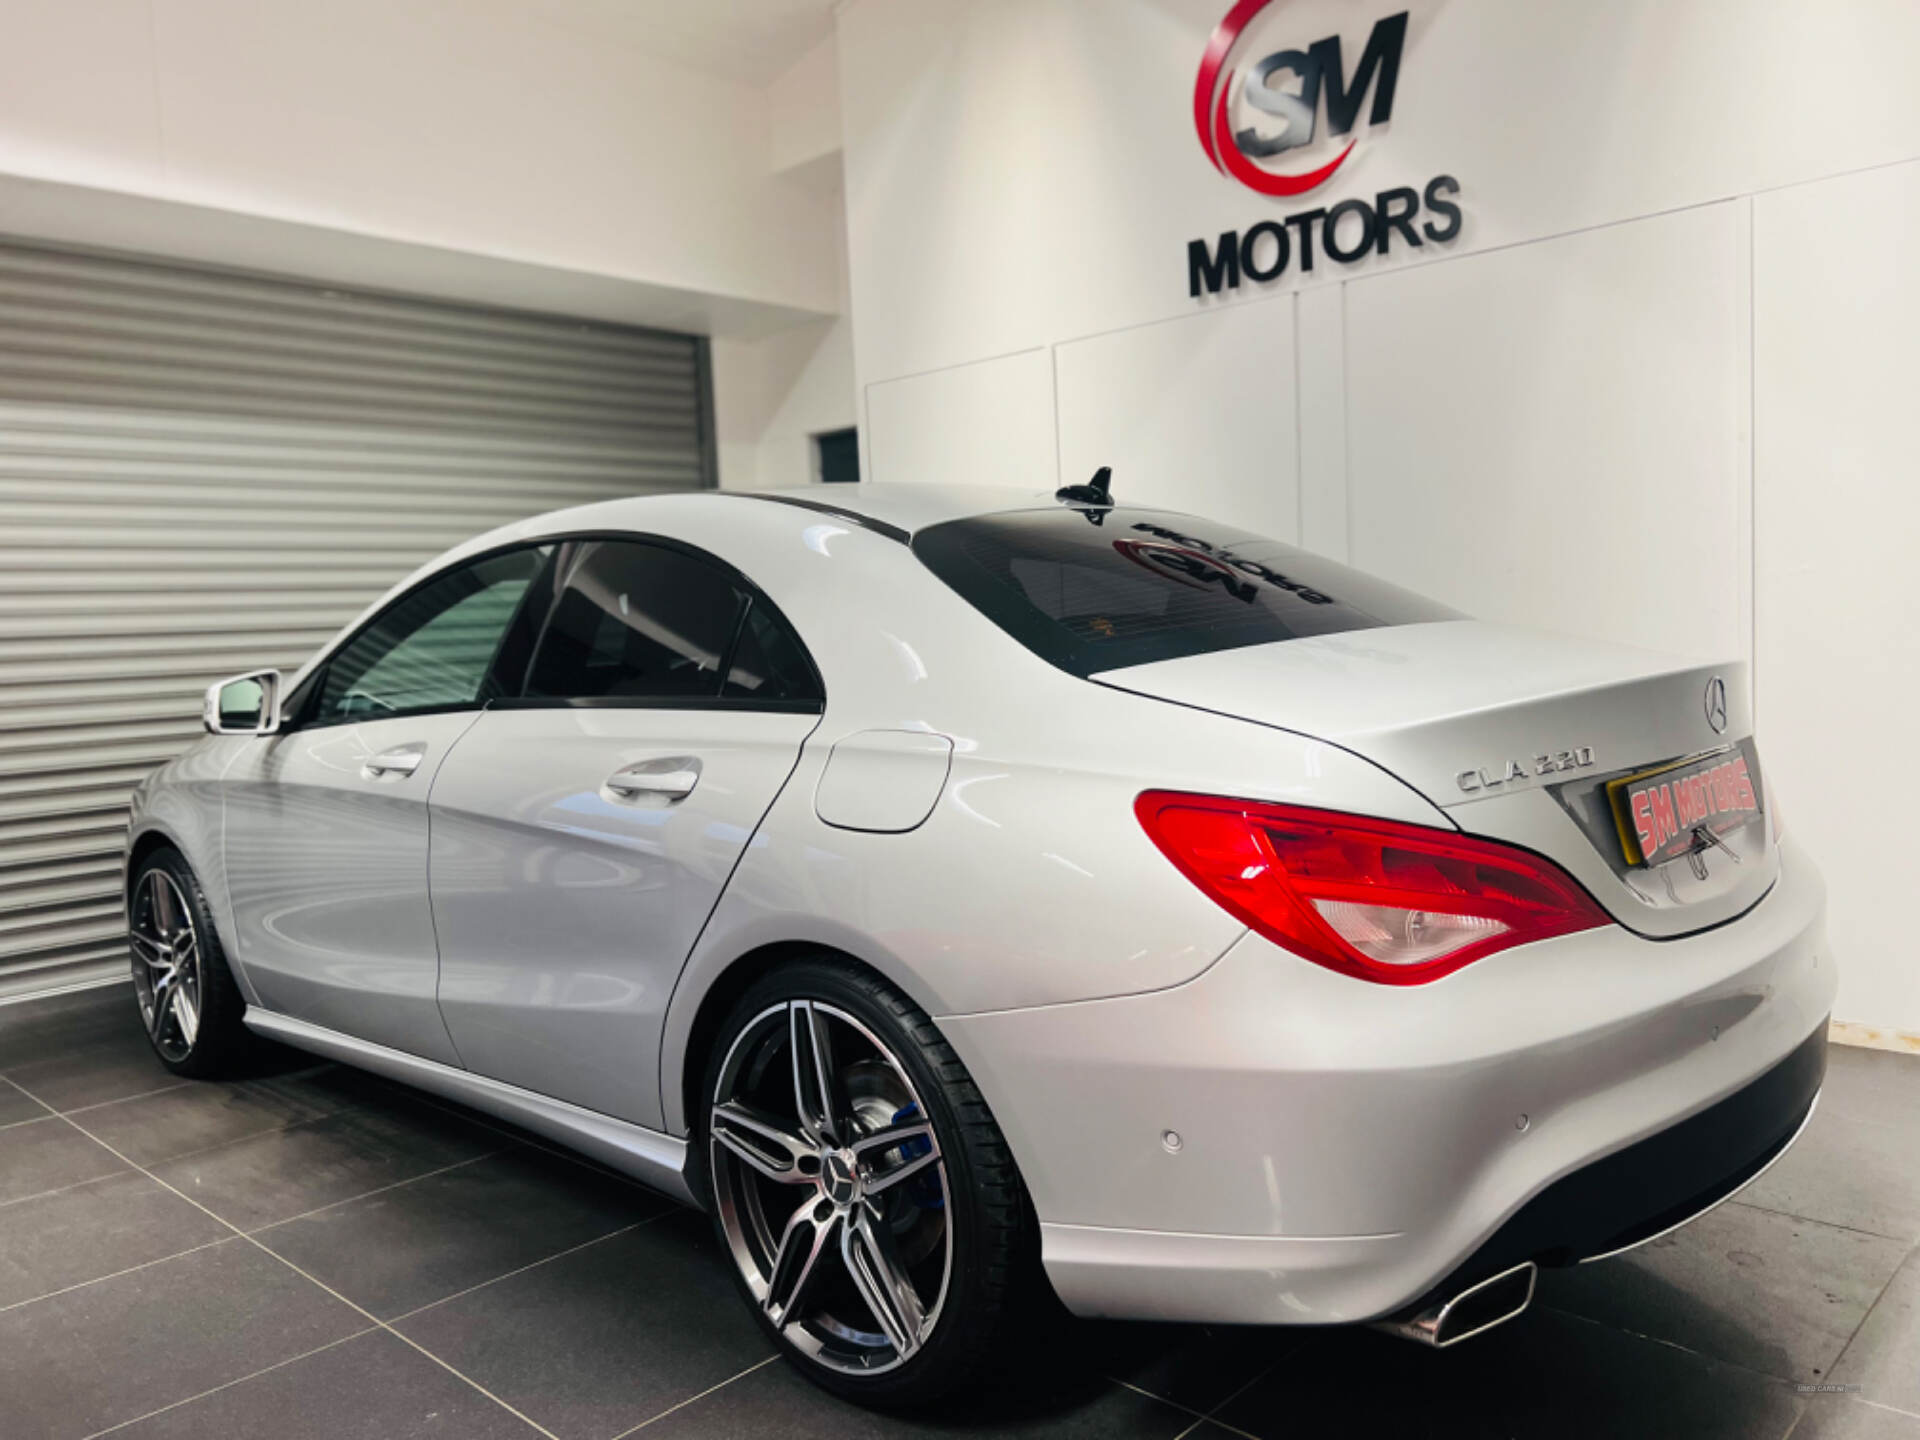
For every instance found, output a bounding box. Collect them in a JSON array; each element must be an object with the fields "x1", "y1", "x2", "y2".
[
  {"x1": 709, "y1": 999, "x2": 953, "y2": 1375},
  {"x1": 129, "y1": 868, "x2": 202, "y2": 1063}
]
